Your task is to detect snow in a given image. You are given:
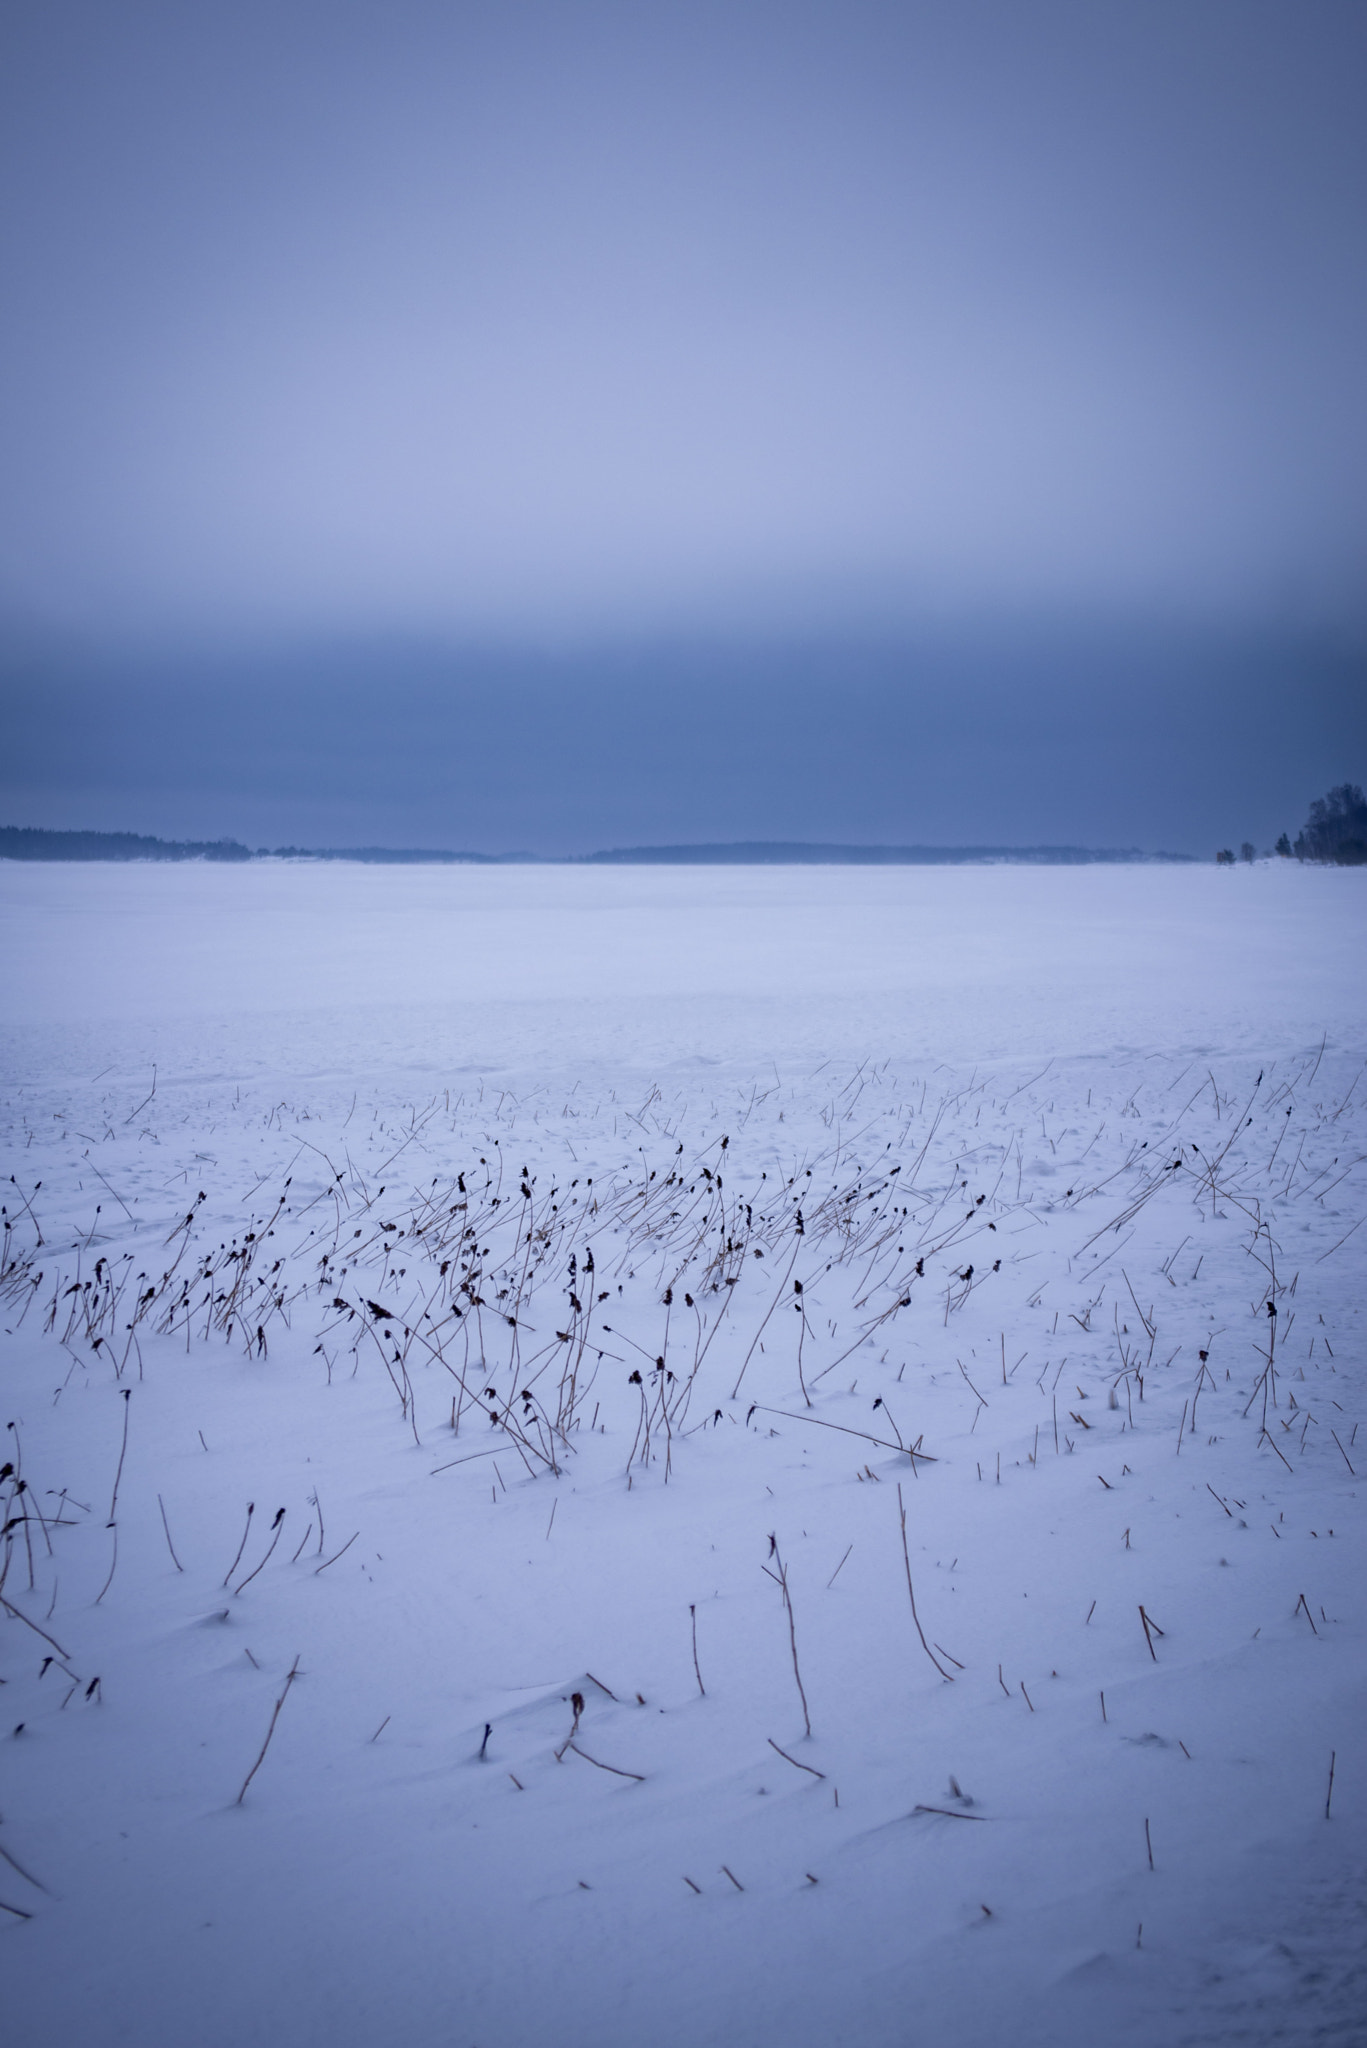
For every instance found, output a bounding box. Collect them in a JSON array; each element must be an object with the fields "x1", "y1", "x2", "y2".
[{"x1": 2, "y1": 858, "x2": 1364, "y2": 2047}]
